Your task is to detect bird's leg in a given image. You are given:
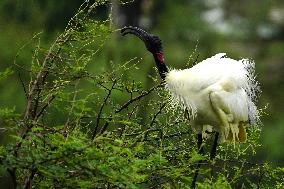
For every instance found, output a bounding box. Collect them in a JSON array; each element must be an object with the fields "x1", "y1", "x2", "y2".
[
  {"x1": 210, "y1": 132, "x2": 219, "y2": 159},
  {"x1": 208, "y1": 91, "x2": 231, "y2": 158},
  {"x1": 184, "y1": 108, "x2": 190, "y2": 121},
  {"x1": 197, "y1": 133, "x2": 203, "y2": 154},
  {"x1": 191, "y1": 133, "x2": 203, "y2": 188}
]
